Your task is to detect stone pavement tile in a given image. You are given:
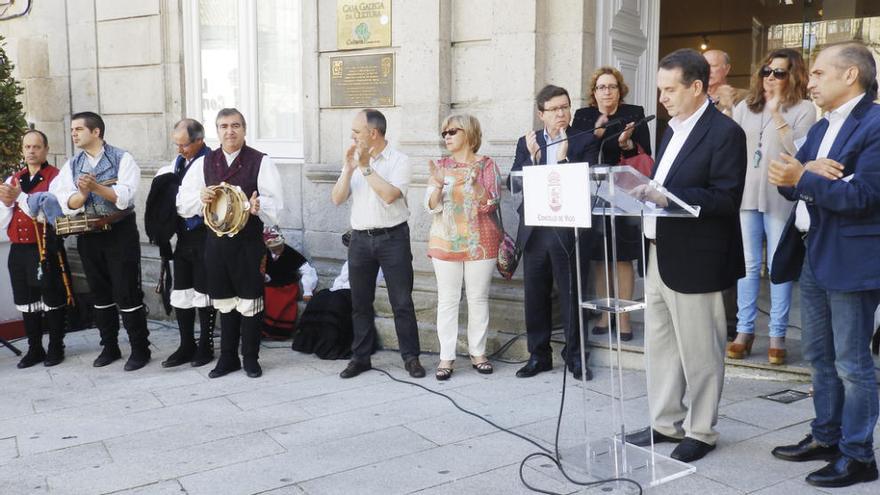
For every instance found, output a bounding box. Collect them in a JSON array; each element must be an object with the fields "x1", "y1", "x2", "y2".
[
  {"x1": 0, "y1": 395, "x2": 36, "y2": 422},
  {"x1": 719, "y1": 393, "x2": 815, "y2": 431},
  {"x1": 749, "y1": 478, "x2": 832, "y2": 495},
  {"x1": 714, "y1": 416, "x2": 768, "y2": 445},
  {"x1": 584, "y1": 367, "x2": 649, "y2": 401},
  {"x1": 44, "y1": 460, "x2": 161, "y2": 495},
  {"x1": 403, "y1": 407, "x2": 501, "y2": 445},
  {"x1": 46, "y1": 432, "x2": 286, "y2": 494},
  {"x1": 690, "y1": 424, "x2": 832, "y2": 493},
  {"x1": 719, "y1": 379, "x2": 809, "y2": 407},
  {"x1": 0, "y1": 436, "x2": 17, "y2": 462},
  {"x1": 635, "y1": 473, "x2": 741, "y2": 495},
  {"x1": 16, "y1": 396, "x2": 239, "y2": 456},
  {"x1": 108, "y1": 480, "x2": 187, "y2": 495},
  {"x1": 266, "y1": 394, "x2": 448, "y2": 449},
  {"x1": 0, "y1": 442, "x2": 111, "y2": 479},
  {"x1": 0, "y1": 473, "x2": 48, "y2": 495},
  {"x1": 227, "y1": 372, "x2": 377, "y2": 411},
  {"x1": 103, "y1": 400, "x2": 312, "y2": 462},
  {"x1": 300, "y1": 430, "x2": 542, "y2": 495},
  {"x1": 257, "y1": 484, "x2": 306, "y2": 494},
  {"x1": 291, "y1": 376, "x2": 428, "y2": 417},
  {"x1": 178, "y1": 426, "x2": 436, "y2": 495},
  {"x1": 450, "y1": 369, "x2": 572, "y2": 405},
  {"x1": 410, "y1": 463, "x2": 573, "y2": 495}
]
